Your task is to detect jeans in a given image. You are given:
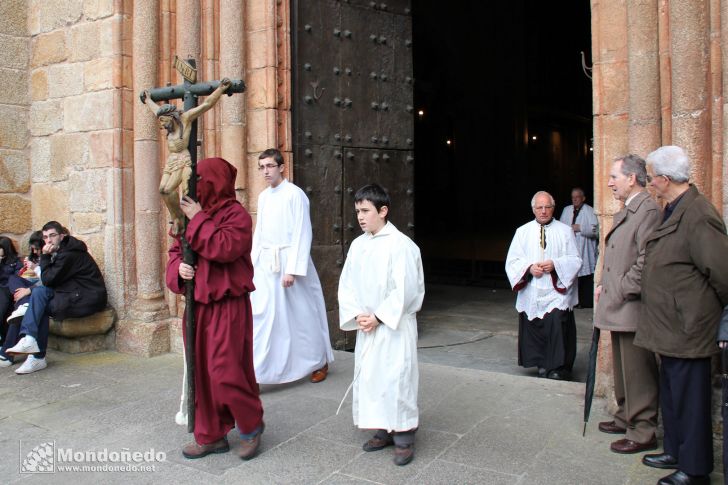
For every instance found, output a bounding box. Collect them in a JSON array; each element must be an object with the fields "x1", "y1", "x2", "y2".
[{"x1": 18, "y1": 286, "x2": 54, "y2": 359}]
